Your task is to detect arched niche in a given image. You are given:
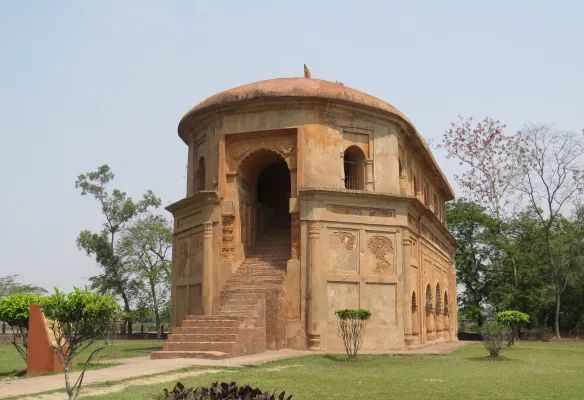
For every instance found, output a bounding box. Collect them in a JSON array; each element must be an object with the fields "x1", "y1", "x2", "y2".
[{"x1": 195, "y1": 156, "x2": 206, "y2": 191}]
